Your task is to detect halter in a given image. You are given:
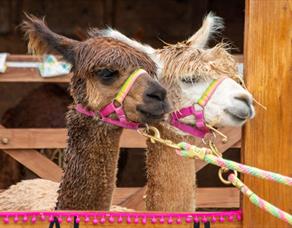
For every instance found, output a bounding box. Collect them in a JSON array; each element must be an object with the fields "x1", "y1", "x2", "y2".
[
  {"x1": 76, "y1": 69, "x2": 146, "y2": 129},
  {"x1": 170, "y1": 77, "x2": 226, "y2": 138}
]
